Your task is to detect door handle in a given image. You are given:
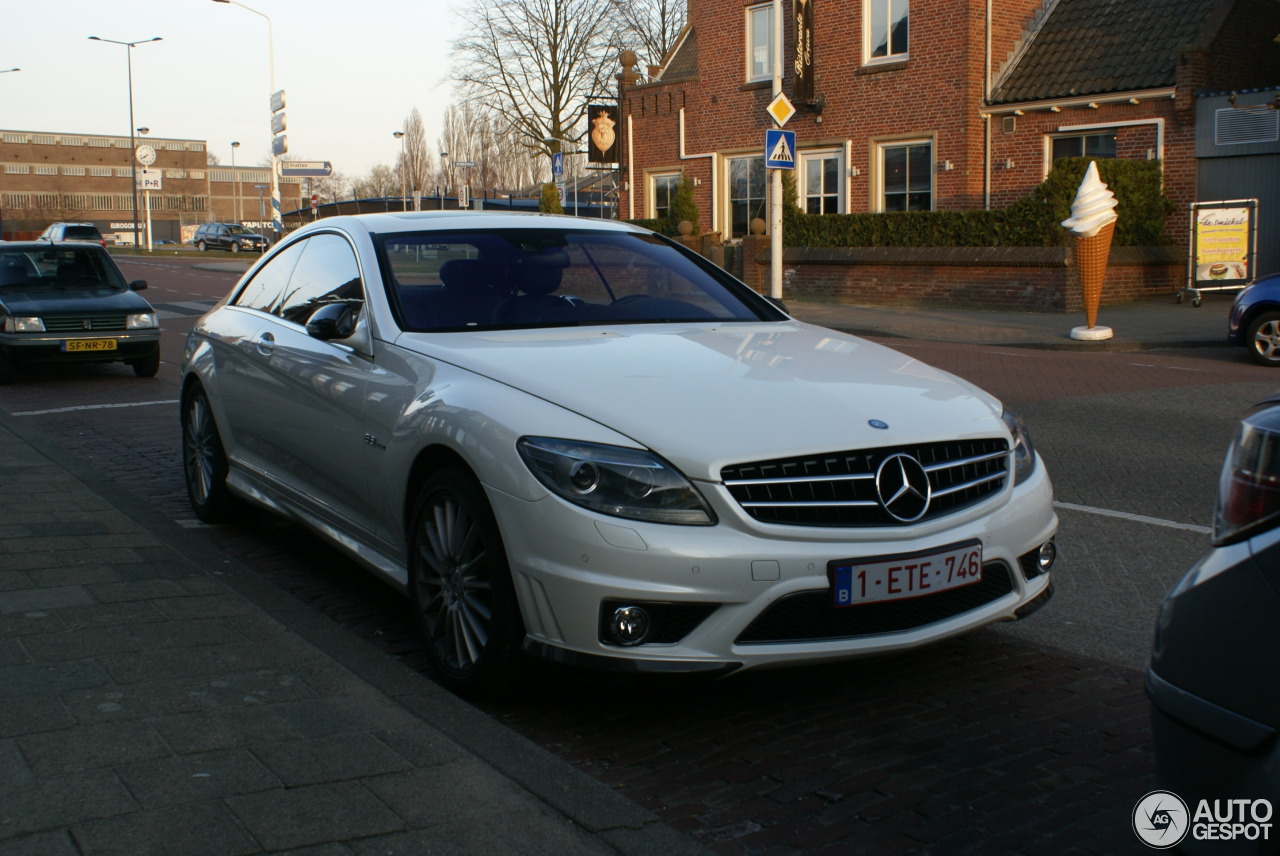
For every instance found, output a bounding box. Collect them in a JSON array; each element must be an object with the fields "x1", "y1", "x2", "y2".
[{"x1": 255, "y1": 331, "x2": 275, "y2": 355}]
